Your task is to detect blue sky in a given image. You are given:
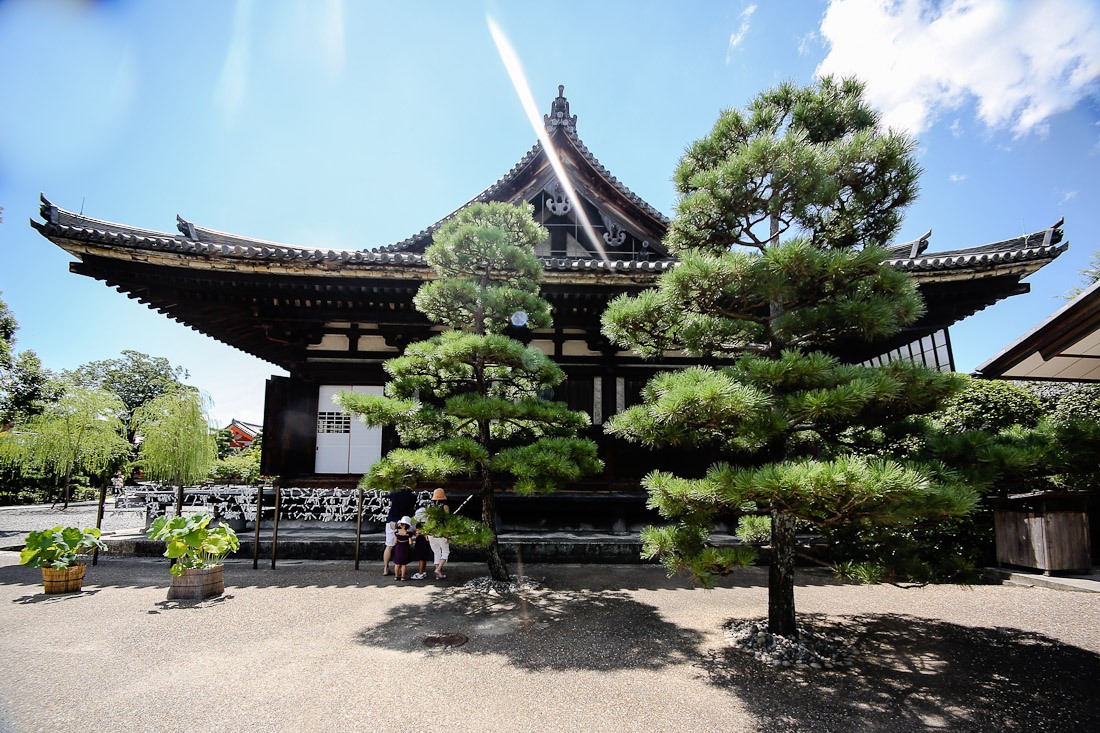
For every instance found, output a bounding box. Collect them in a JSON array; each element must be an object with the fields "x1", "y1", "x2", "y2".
[{"x1": 1, "y1": 0, "x2": 1098, "y2": 427}]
